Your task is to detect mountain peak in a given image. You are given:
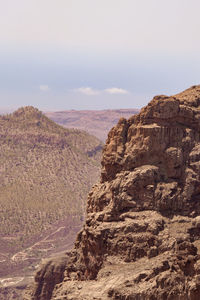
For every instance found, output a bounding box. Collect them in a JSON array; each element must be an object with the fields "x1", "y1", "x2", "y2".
[
  {"x1": 1, "y1": 105, "x2": 62, "y2": 133},
  {"x1": 12, "y1": 106, "x2": 42, "y2": 118}
]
